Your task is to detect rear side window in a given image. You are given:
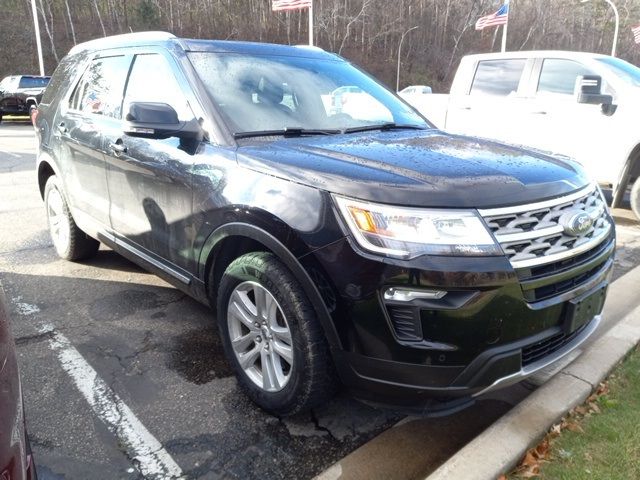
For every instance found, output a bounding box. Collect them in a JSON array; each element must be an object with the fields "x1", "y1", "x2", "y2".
[
  {"x1": 70, "y1": 55, "x2": 131, "y2": 118},
  {"x1": 537, "y1": 59, "x2": 593, "y2": 95},
  {"x1": 40, "y1": 56, "x2": 75, "y2": 105},
  {"x1": 470, "y1": 59, "x2": 526, "y2": 96},
  {"x1": 18, "y1": 77, "x2": 50, "y2": 88},
  {"x1": 122, "y1": 54, "x2": 192, "y2": 121}
]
